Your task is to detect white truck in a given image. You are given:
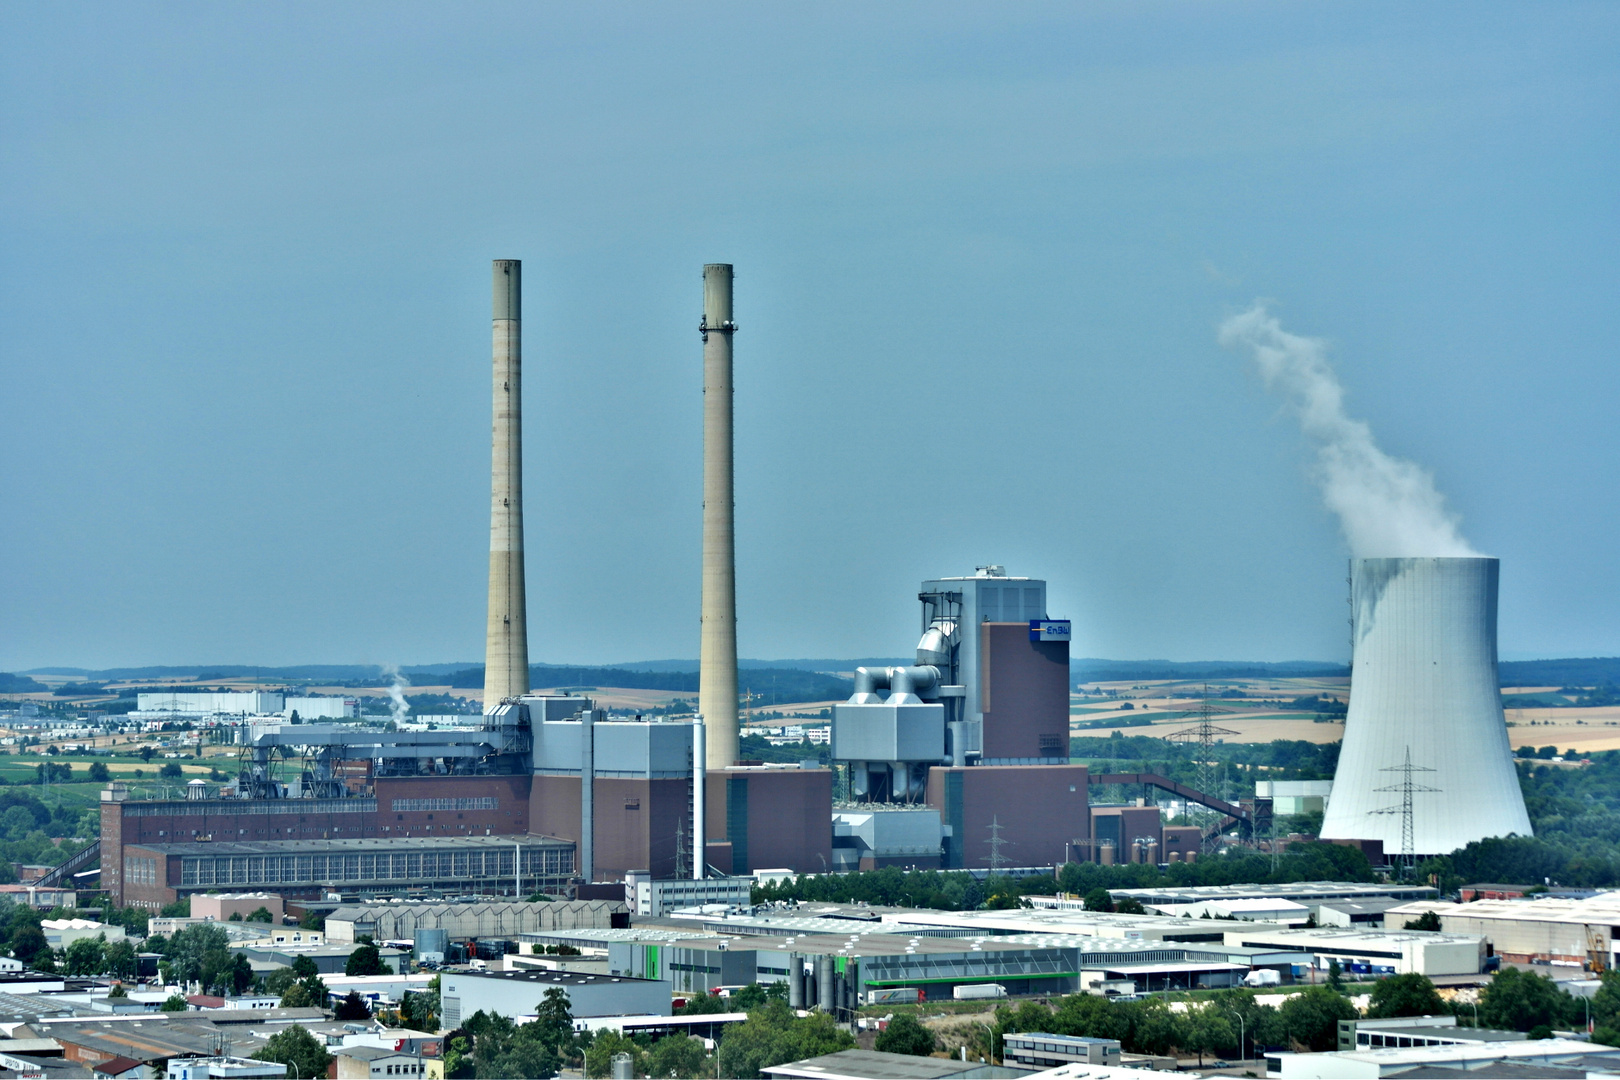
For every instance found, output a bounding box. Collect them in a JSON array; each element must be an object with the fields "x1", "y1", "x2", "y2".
[
  {"x1": 1243, "y1": 968, "x2": 1282, "y2": 988},
  {"x1": 953, "y1": 983, "x2": 1008, "y2": 1001}
]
